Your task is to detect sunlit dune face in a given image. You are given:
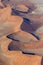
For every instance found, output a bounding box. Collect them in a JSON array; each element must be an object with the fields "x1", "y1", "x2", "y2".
[
  {"x1": 0, "y1": 6, "x2": 11, "y2": 22},
  {"x1": 0, "y1": 5, "x2": 23, "y2": 35},
  {"x1": 13, "y1": 55, "x2": 41, "y2": 65},
  {"x1": 9, "y1": 15, "x2": 23, "y2": 23},
  {"x1": 8, "y1": 15, "x2": 23, "y2": 32}
]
